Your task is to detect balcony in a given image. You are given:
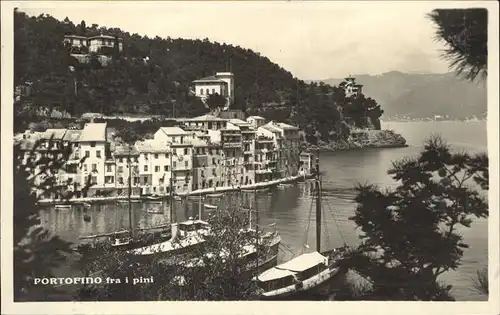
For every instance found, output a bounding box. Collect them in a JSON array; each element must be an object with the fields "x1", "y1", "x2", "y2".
[{"x1": 223, "y1": 142, "x2": 242, "y2": 148}]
